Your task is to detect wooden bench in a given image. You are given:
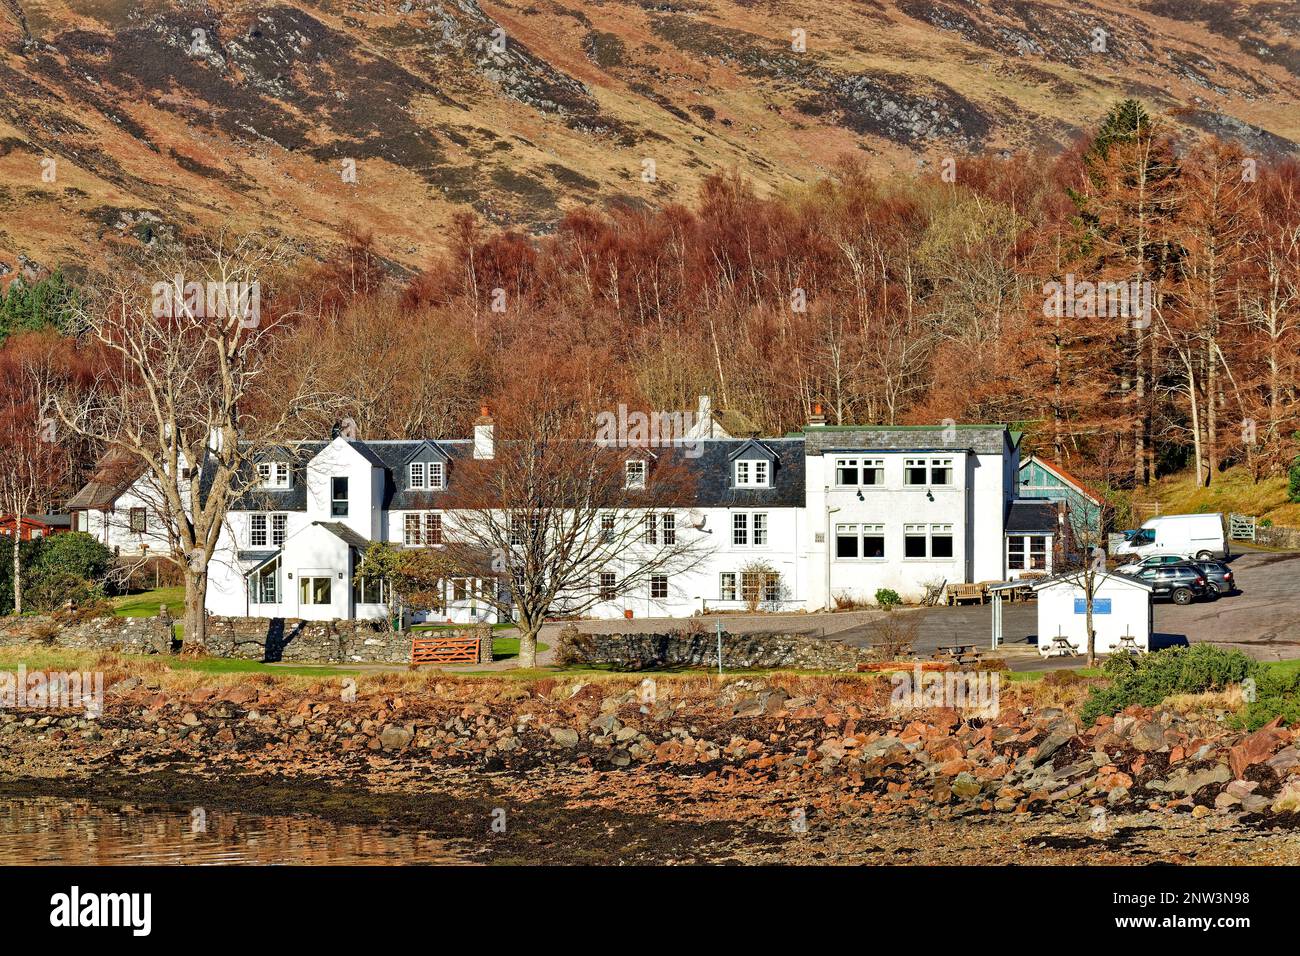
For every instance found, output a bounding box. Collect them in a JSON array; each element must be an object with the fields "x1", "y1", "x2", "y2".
[
  {"x1": 946, "y1": 583, "x2": 986, "y2": 606},
  {"x1": 411, "y1": 634, "x2": 481, "y2": 666}
]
